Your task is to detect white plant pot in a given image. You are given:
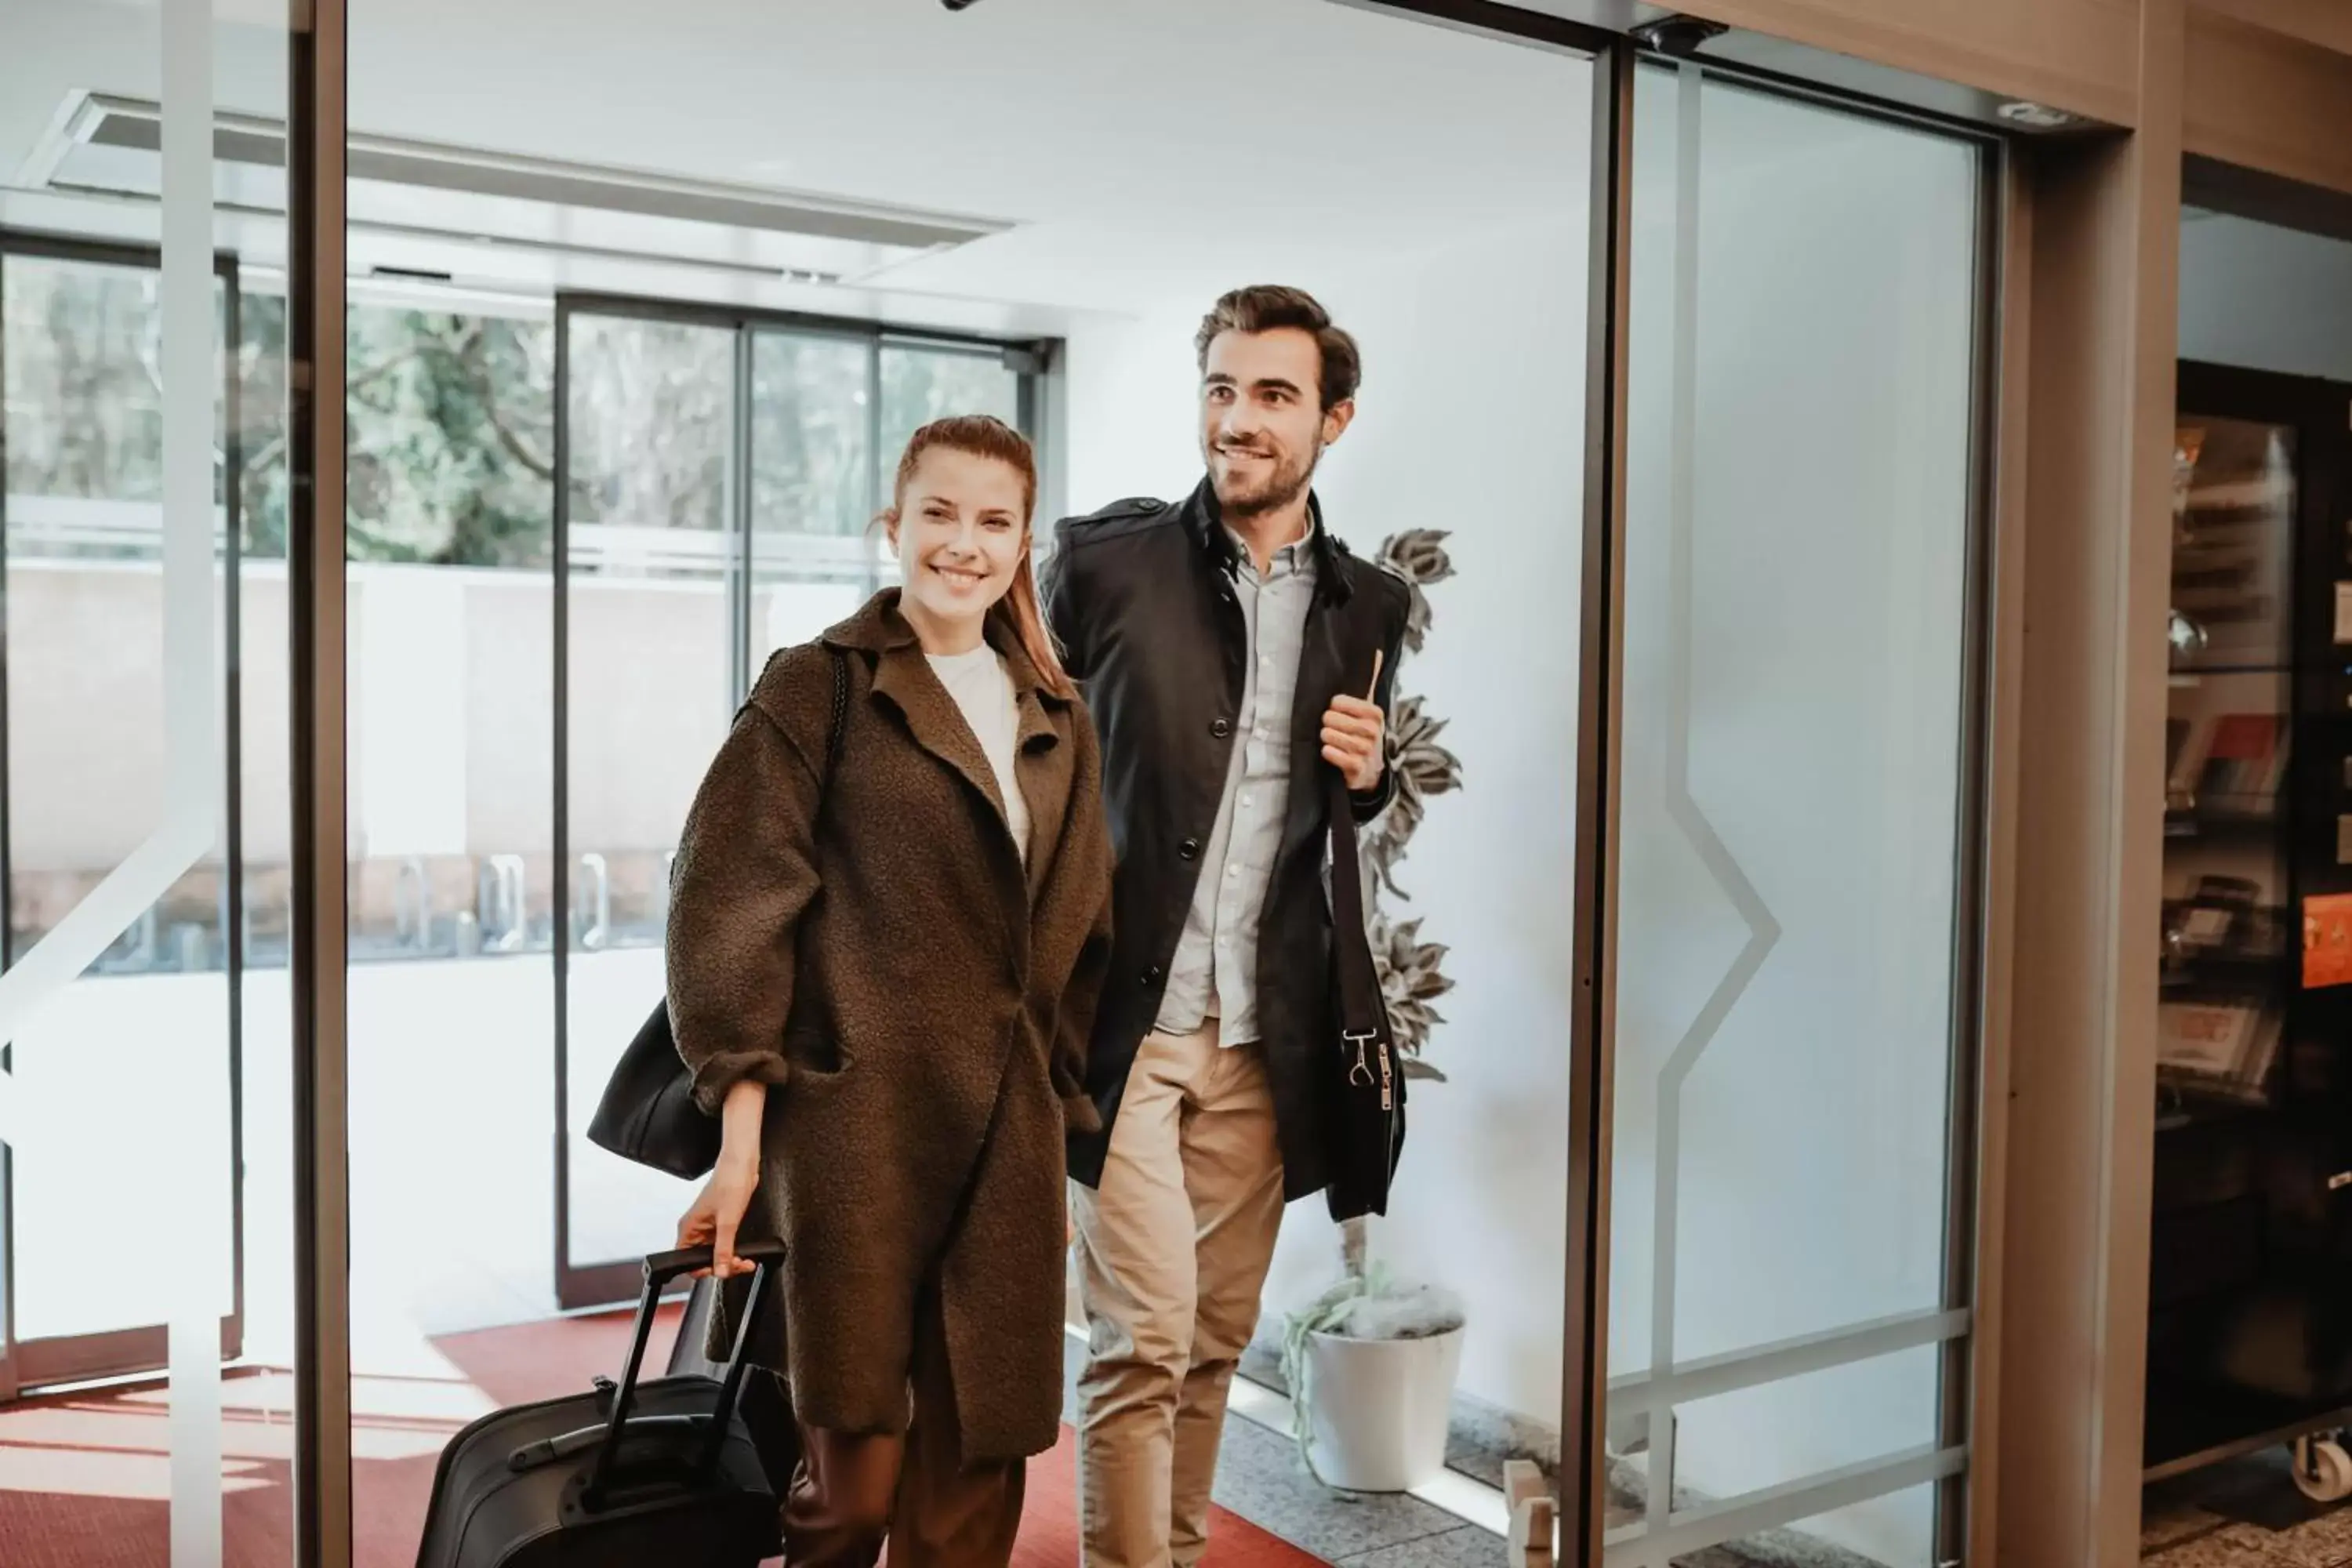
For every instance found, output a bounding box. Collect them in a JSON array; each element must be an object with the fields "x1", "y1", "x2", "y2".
[{"x1": 1302, "y1": 1325, "x2": 1466, "y2": 1493}]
